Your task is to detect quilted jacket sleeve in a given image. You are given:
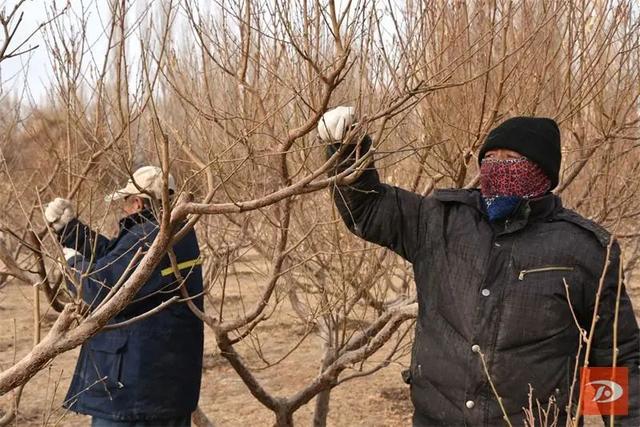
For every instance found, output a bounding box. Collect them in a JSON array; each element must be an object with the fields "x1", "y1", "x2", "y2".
[{"x1": 328, "y1": 135, "x2": 432, "y2": 263}]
